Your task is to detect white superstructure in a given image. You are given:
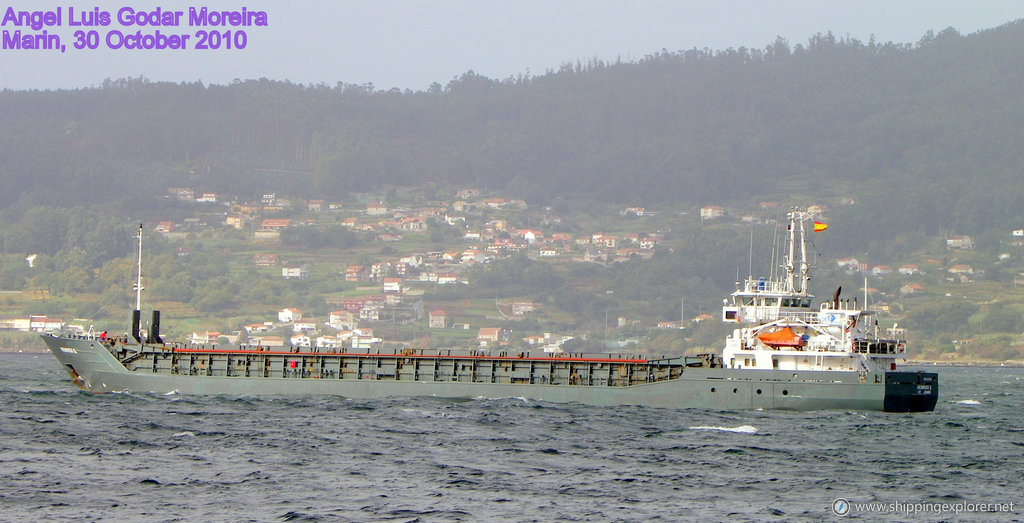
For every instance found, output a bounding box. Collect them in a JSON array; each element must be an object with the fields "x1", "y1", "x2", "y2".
[{"x1": 721, "y1": 208, "x2": 906, "y2": 373}]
